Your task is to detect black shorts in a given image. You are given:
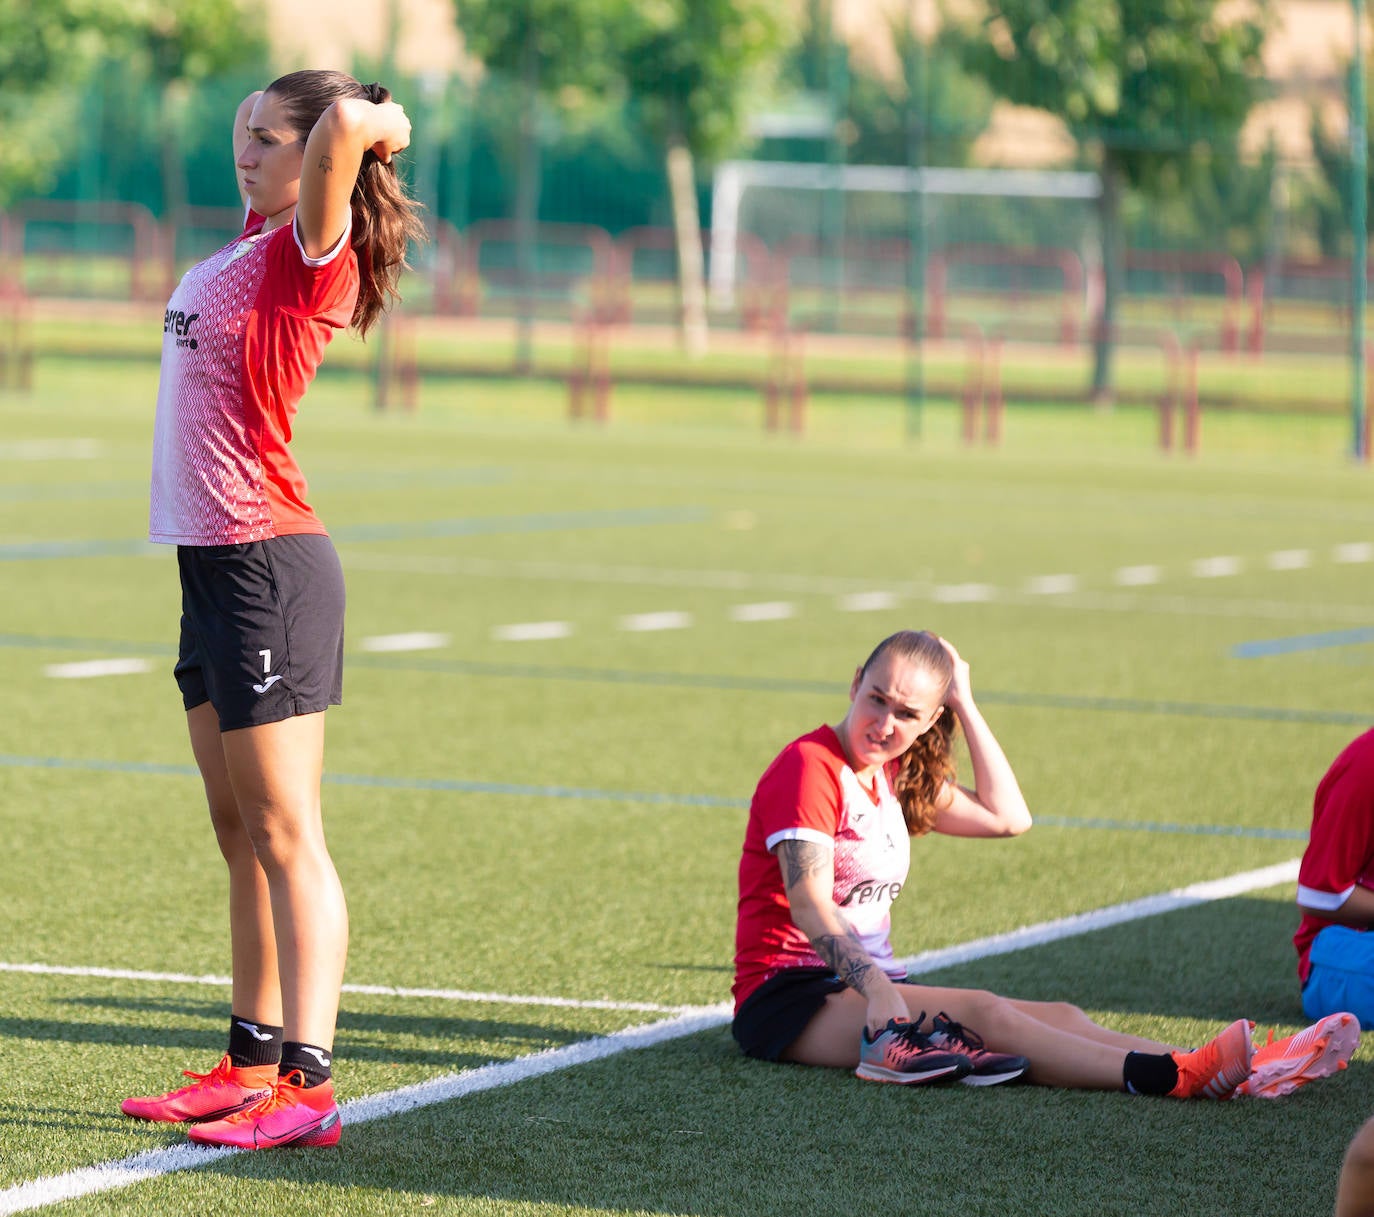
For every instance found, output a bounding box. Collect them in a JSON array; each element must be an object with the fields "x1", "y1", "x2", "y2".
[
  {"x1": 175, "y1": 534, "x2": 345, "y2": 732},
  {"x1": 732, "y1": 967, "x2": 847, "y2": 1061}
]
